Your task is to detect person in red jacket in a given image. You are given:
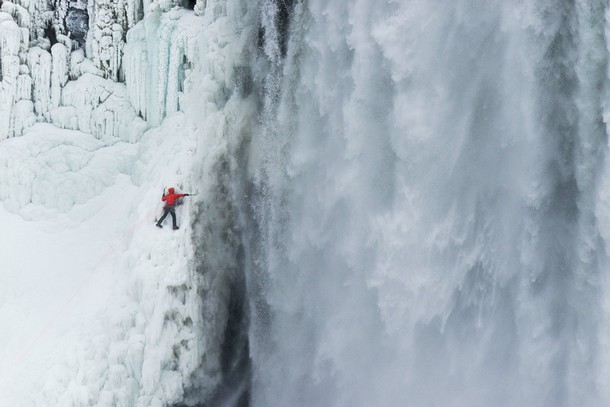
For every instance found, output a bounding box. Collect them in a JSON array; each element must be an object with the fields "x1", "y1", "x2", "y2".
[{"x1": 156, "y1": 187, "x2": 190, "y2": 230}]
